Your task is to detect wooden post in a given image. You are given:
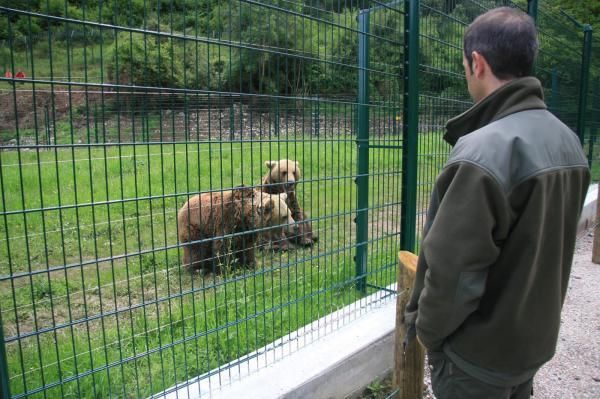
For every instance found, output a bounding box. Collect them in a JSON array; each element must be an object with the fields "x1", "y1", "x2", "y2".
[
  {"x1": 394, "y1": 251, "x2": 425, "y2": 399},
  {"x1": 592, "y1": 184, "x2": 600, "y2": 263}
]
